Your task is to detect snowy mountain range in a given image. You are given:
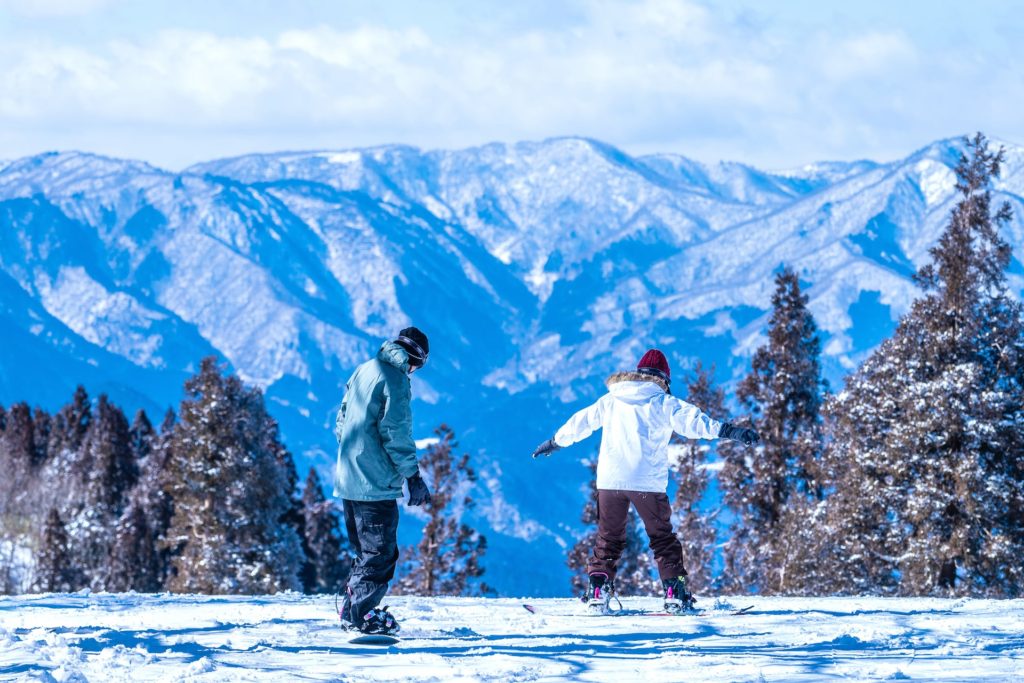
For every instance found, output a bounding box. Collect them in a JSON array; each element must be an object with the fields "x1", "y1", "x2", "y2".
[{"x1": 2, "y1": 136, "x2": 1023, "y2": 595}]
